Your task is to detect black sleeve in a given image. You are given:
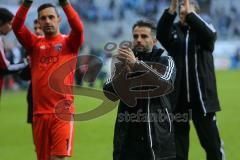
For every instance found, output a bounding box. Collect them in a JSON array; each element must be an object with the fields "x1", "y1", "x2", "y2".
[
  {"x1": 0, "y1": 62, "x2": 28, "y2": 75},
  {"x1": 103, "y1": 56, "x2": 176, "y2": 100},
  {"x1": 157, "y1": 9, "x2": 177, "y2": 52},
  {"x1": 103, "y1": 63, "x2": 123, "y2": 102},
  {"x1": 103, "y1": 62, "x2": 132, "y2": 102},
  {"x1": 132, "y1": 56, "x2": 176, "y2": 94},
  {"x1": 158, "y1": 56, "x2": 176, "y2": 87},
  {"x1": 103, "y1": 76, "x2": 119, "y2": 102},
  {"x1": 18, "y1": 65, "x2": 31, "y2": 81},
  {"x1": 186, "y1": 12, "x2": 217, "y2": 51},
  {"x1": 0, "y1": 69, "x2": 18, "y2": 75}
]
